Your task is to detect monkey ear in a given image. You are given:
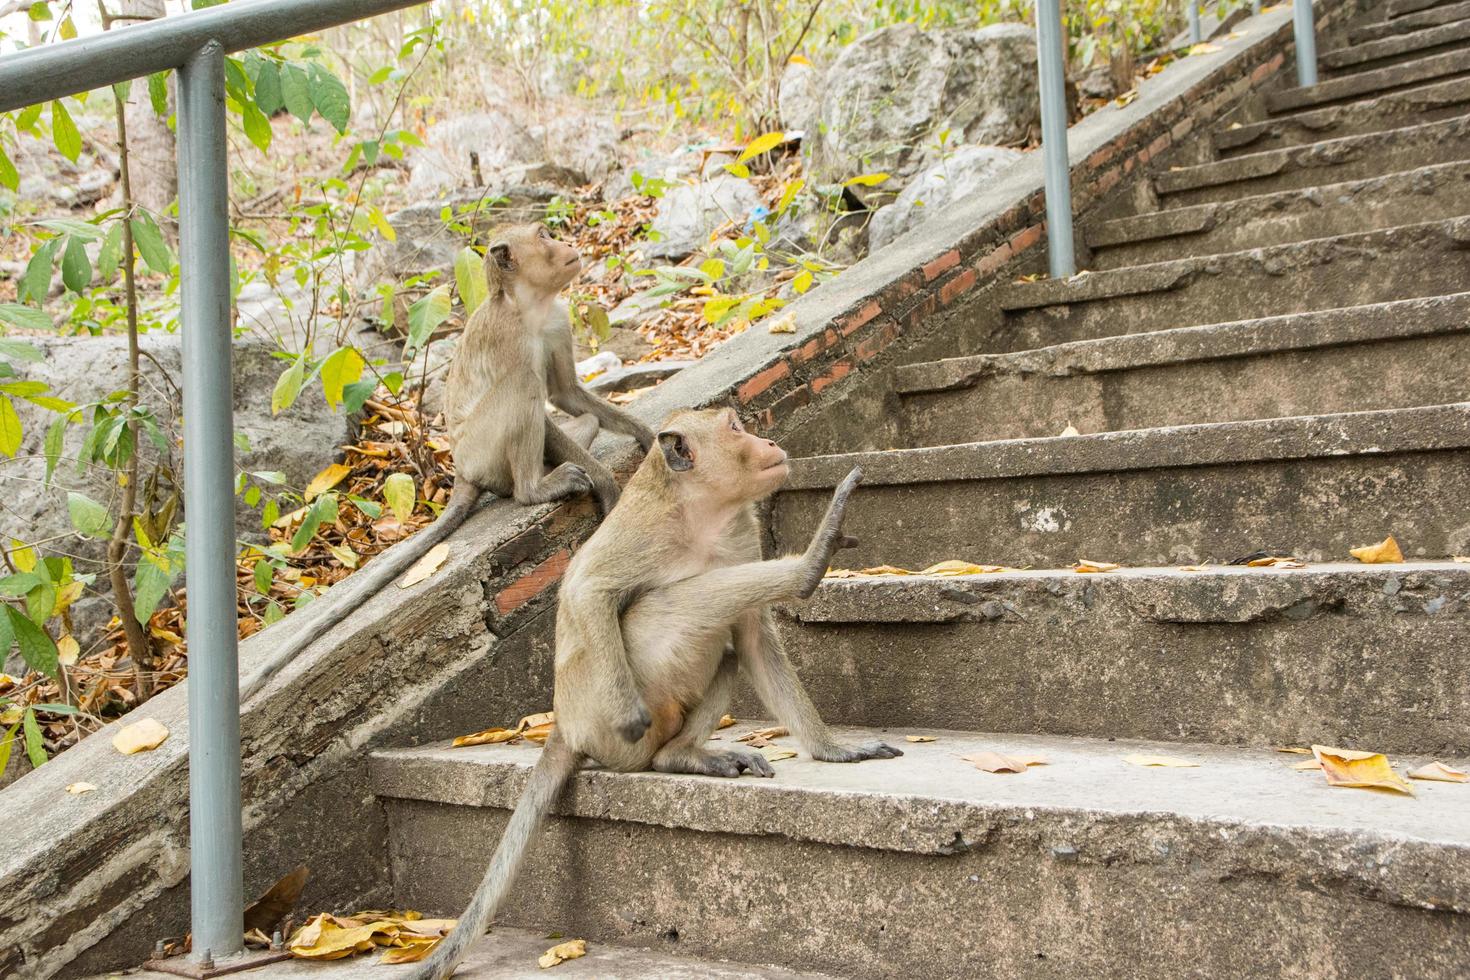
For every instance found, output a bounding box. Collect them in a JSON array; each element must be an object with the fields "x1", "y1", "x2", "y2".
[
  {"x1": 657, "y1": 430, "x2": 694, "y2": 472},
  {"x1": 483, "y1": 242, "x2": 513, "y2": 295}
]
